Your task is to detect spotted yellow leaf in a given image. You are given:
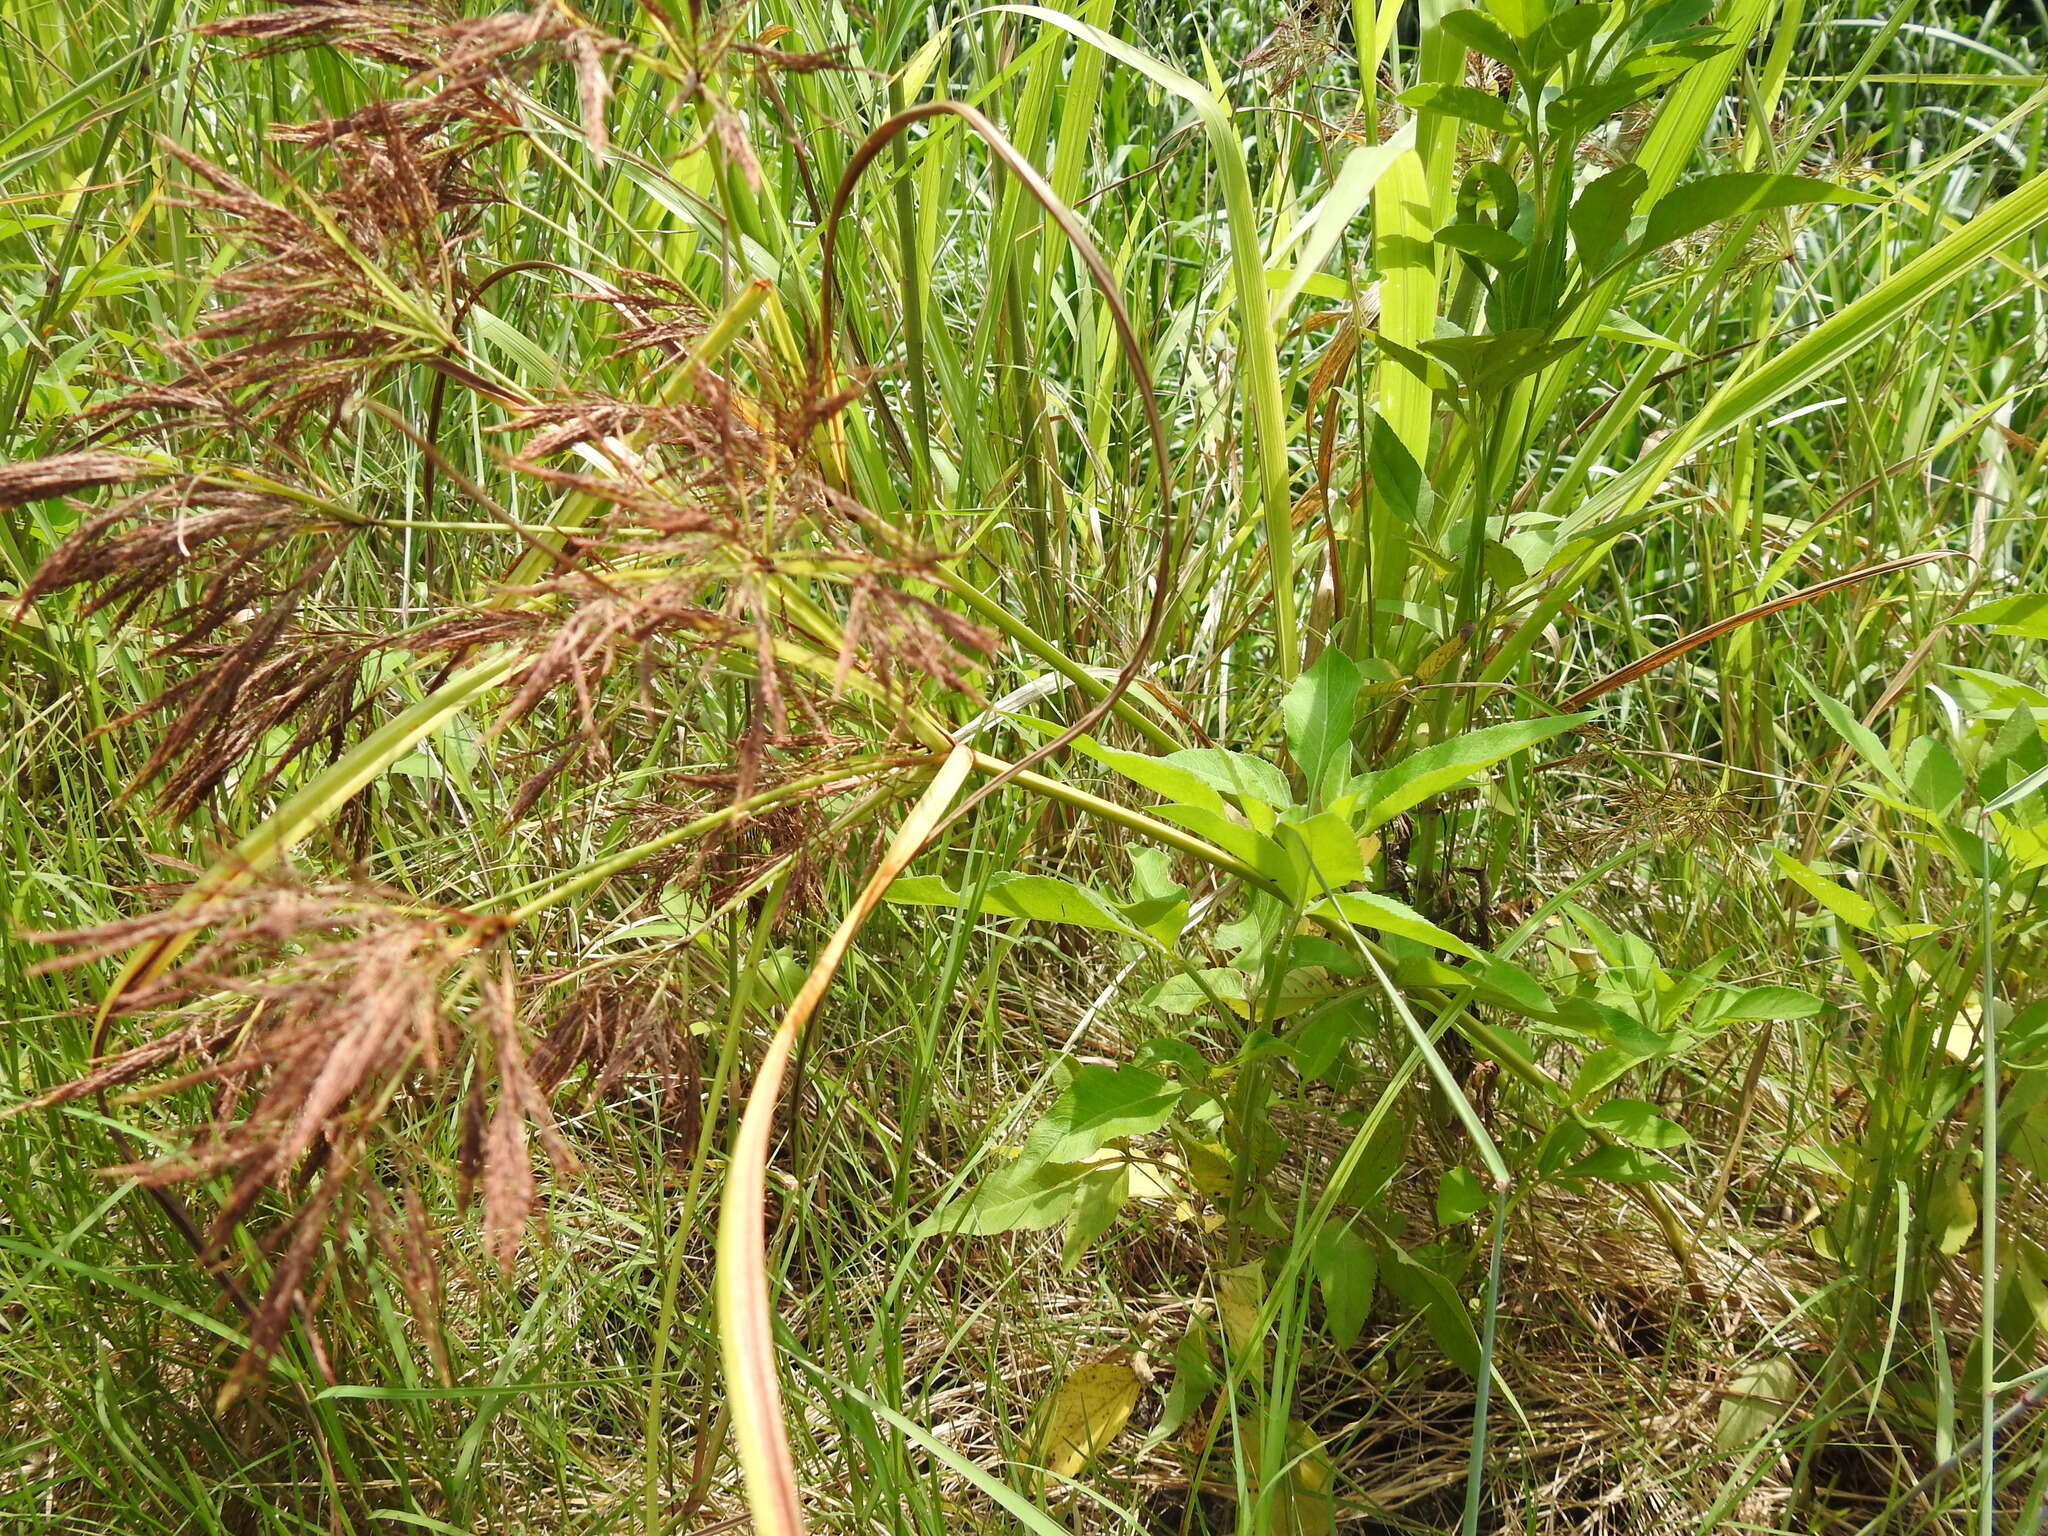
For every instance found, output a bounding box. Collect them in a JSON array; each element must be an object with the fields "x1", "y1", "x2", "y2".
[{"x1": 1028, "y1": 1350, "x2": 1150, "y2": 1481}]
